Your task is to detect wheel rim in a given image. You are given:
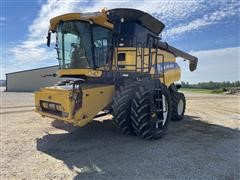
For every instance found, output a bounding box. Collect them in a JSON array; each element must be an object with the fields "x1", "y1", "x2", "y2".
[
  {"x1": 162, "y1": 95, "x2": 168, "y2": 126},
  {"x1": 177, "y1": 99, "x2": 184, "y2": 115}
]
